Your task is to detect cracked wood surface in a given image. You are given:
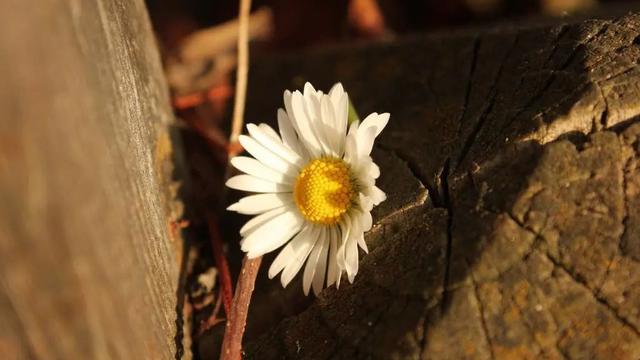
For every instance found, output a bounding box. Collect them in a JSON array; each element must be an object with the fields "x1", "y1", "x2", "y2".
[
  {"x1": 234, "y1": 13, "x2": 640, "y2": 360},
  {"x1": 0, "y1": 0, "x2": 183, "y2": 359}
]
